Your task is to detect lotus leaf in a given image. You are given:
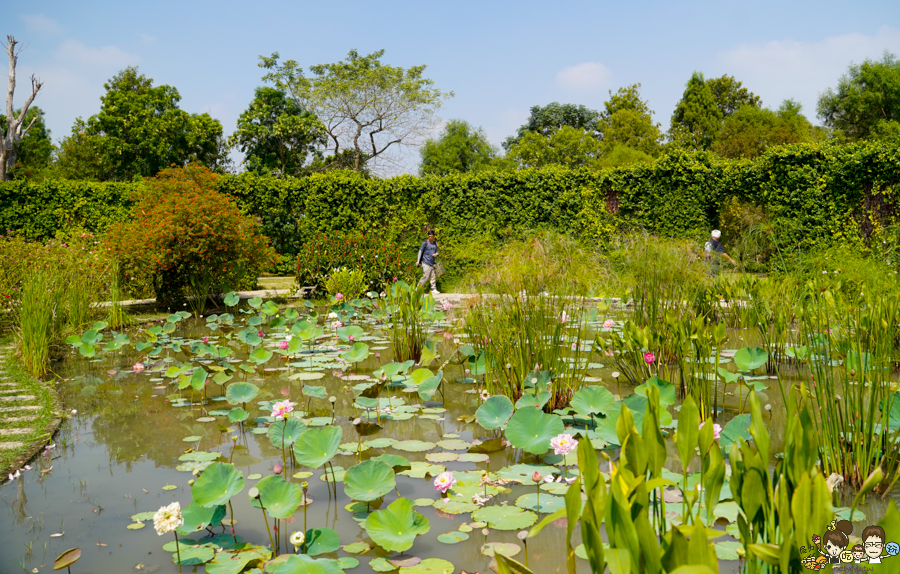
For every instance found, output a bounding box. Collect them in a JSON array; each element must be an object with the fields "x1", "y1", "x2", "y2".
[
  {"x1": 369, "y1": 557, "x2": 397, "y2": 572},
  {"x1": 475, "y1": 395, "x2": 515, "y2": 429},
  {"x1": 472, "y1": 505, "x2": 537, "y2": 530},
  {"x1": 303, "y1": 384, "x2": 328, "y2": 399},
  {"x1": 248, "y1": 348, "x2": 273, "y2": 365},
  {"x1": 515, "y1": 492, "x2": 566, "y2": 513},
  {"x1": 225, "y1": 382, "x2": 259, "y2": 405},
  {"x1": 342, "y1": 541, "x2": 370, "y2": 554},
  {"x1": 293, "y1": 426, "x2": 342, "y2": 468},
  {"x1": 178, "y1": 502, "x2": 226, "y2": 535},
  {"x1": 733, "y1": 347, "x2": 768, "y2": 372},
  {"x1": 364, "y1": 438, "x2": 397, "y2": 448},
  {"x1": 416, "y1": 370, "x2": 444, "y2": 401},
  {"x1": 304, "y1": 527, "x2": 341, "y2": 556},
  {"x1": 364, "y1": 497, "x2": 430, "y2": 552},
  {"x1": 437, "y1": 531, "x2": 469, "y2": 544},
  {"x1": 393, "y1": 440, "x2": 435, "y2": 452},
  {"x1": 719, "y1": 413, "x2": 752, "y2": 451},
  {"x1": 342, "y1": 342, "x2": 370, "y2": 363},
  {"x1": 435, "y1": 438, "x2": 470, "y2": 450},
  {"x1": 482, "y1": 542, "x2": 521, "y2": 557},
  {"x1": 191, "y1": 462, "x2": 245, "y2": 507},
  {"x1": 336, "y1": 325, "x2": 365, "y2": 342},
  {"x1": 432, "y1": 497, "x2": 479, "y2": 515},
  {"x1": 496, "y1": 463, "x2": 559, "y2": 483},
  {"x1": 172, "y1": 544, "x2": 216, "y2": 566},
  {"x1": 515, "y1": 391, "x2": 551, "y2": 410},
  {"x1": 369, "y1": 453, "x2": 411, "y2": 470},
  {"x1": 228, "y1": 408, "x2": 249, "y2": 423},
  {"x1": 634, "y1": 377, "x2": 677, "y2": 406},
  {"x1": 54, "y1": 549, "x2": 82, "y2": 571},
  {"x1": 344, "y1": 460, "x2": 396, "y2": 502},
  {"x1": 505, "y1": 407, "x2": 564, "y2": 454},
  {"x1": 268, "y1": 418, "x2": 307, "y2": 449},
  {"x1": 399, "y1": 558, "x2": 455, "y2": 573}
]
